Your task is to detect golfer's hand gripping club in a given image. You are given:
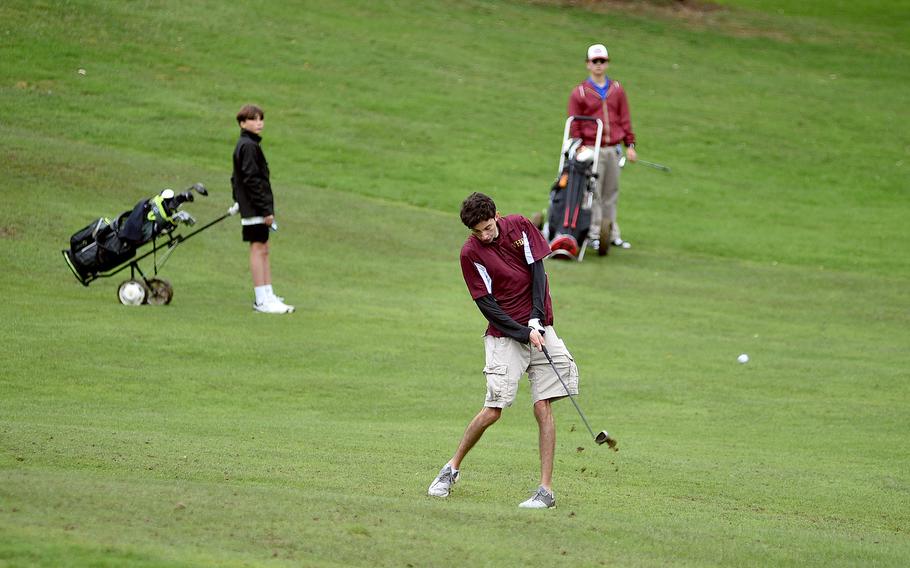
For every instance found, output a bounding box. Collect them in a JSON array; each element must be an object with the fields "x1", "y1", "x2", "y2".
[{"x1": 528, "y1": 318, "x2": 546, "y2": 351}]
